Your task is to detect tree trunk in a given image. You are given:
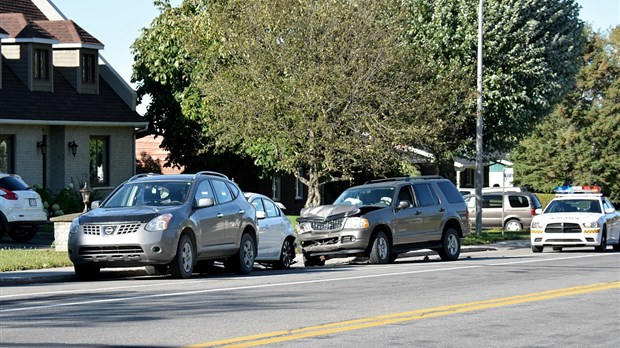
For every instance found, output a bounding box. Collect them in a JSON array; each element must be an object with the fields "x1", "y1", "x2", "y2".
[
  {"x1": 304, "y1": 171, "x2": 321, "y2": 207},
  {"x1": 437, "y1": 157, "x2": 457, "y2": 184}
]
